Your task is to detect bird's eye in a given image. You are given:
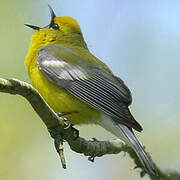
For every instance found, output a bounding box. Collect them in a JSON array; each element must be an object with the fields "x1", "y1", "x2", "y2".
[{"x1": 50, "y1": 23, "x2": 60, "y2": 30}]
